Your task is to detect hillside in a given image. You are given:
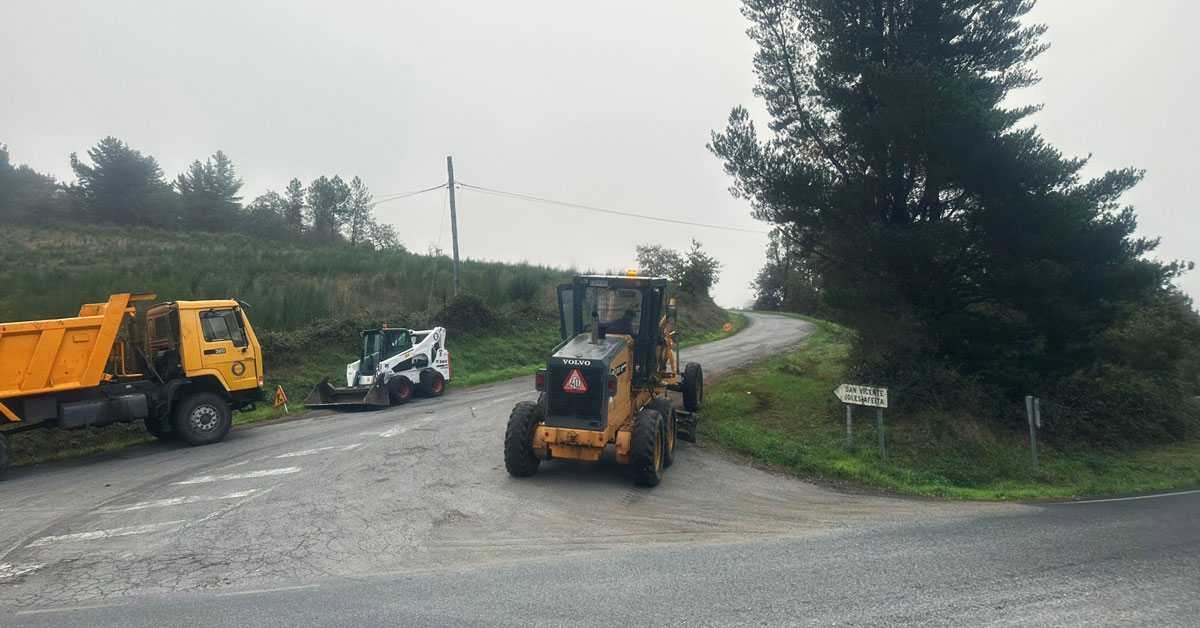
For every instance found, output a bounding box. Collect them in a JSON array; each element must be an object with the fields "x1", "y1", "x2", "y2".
[{"x1": 2, "y1": 222, "x2": 736, "y2": 466}]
